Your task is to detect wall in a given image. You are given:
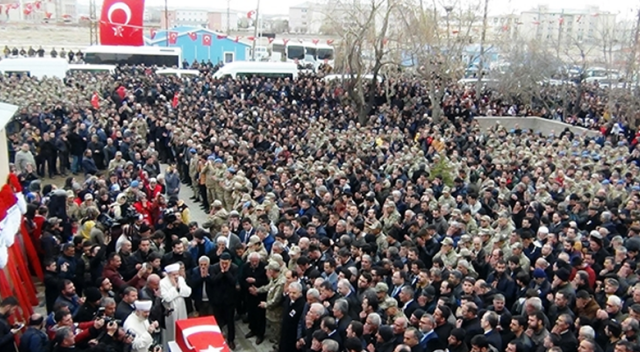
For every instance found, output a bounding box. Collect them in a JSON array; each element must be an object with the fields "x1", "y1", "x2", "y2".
[
  {"x1": 474, "y1": 116, "x2": 600, "y2": 137},
  {"x1": 175, "y1": 33, "x2": 249, "y2": 63}
]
